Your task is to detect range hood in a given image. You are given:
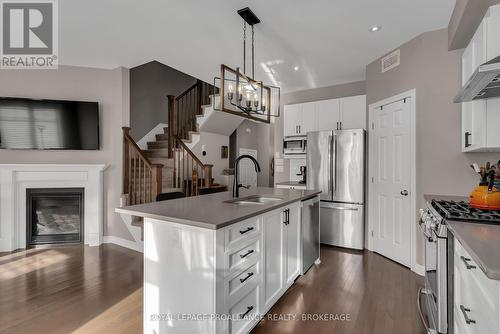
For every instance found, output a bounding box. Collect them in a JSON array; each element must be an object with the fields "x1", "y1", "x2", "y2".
[{"x1": 454, "y1": 55, "x2": 500, "y2": 103}]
